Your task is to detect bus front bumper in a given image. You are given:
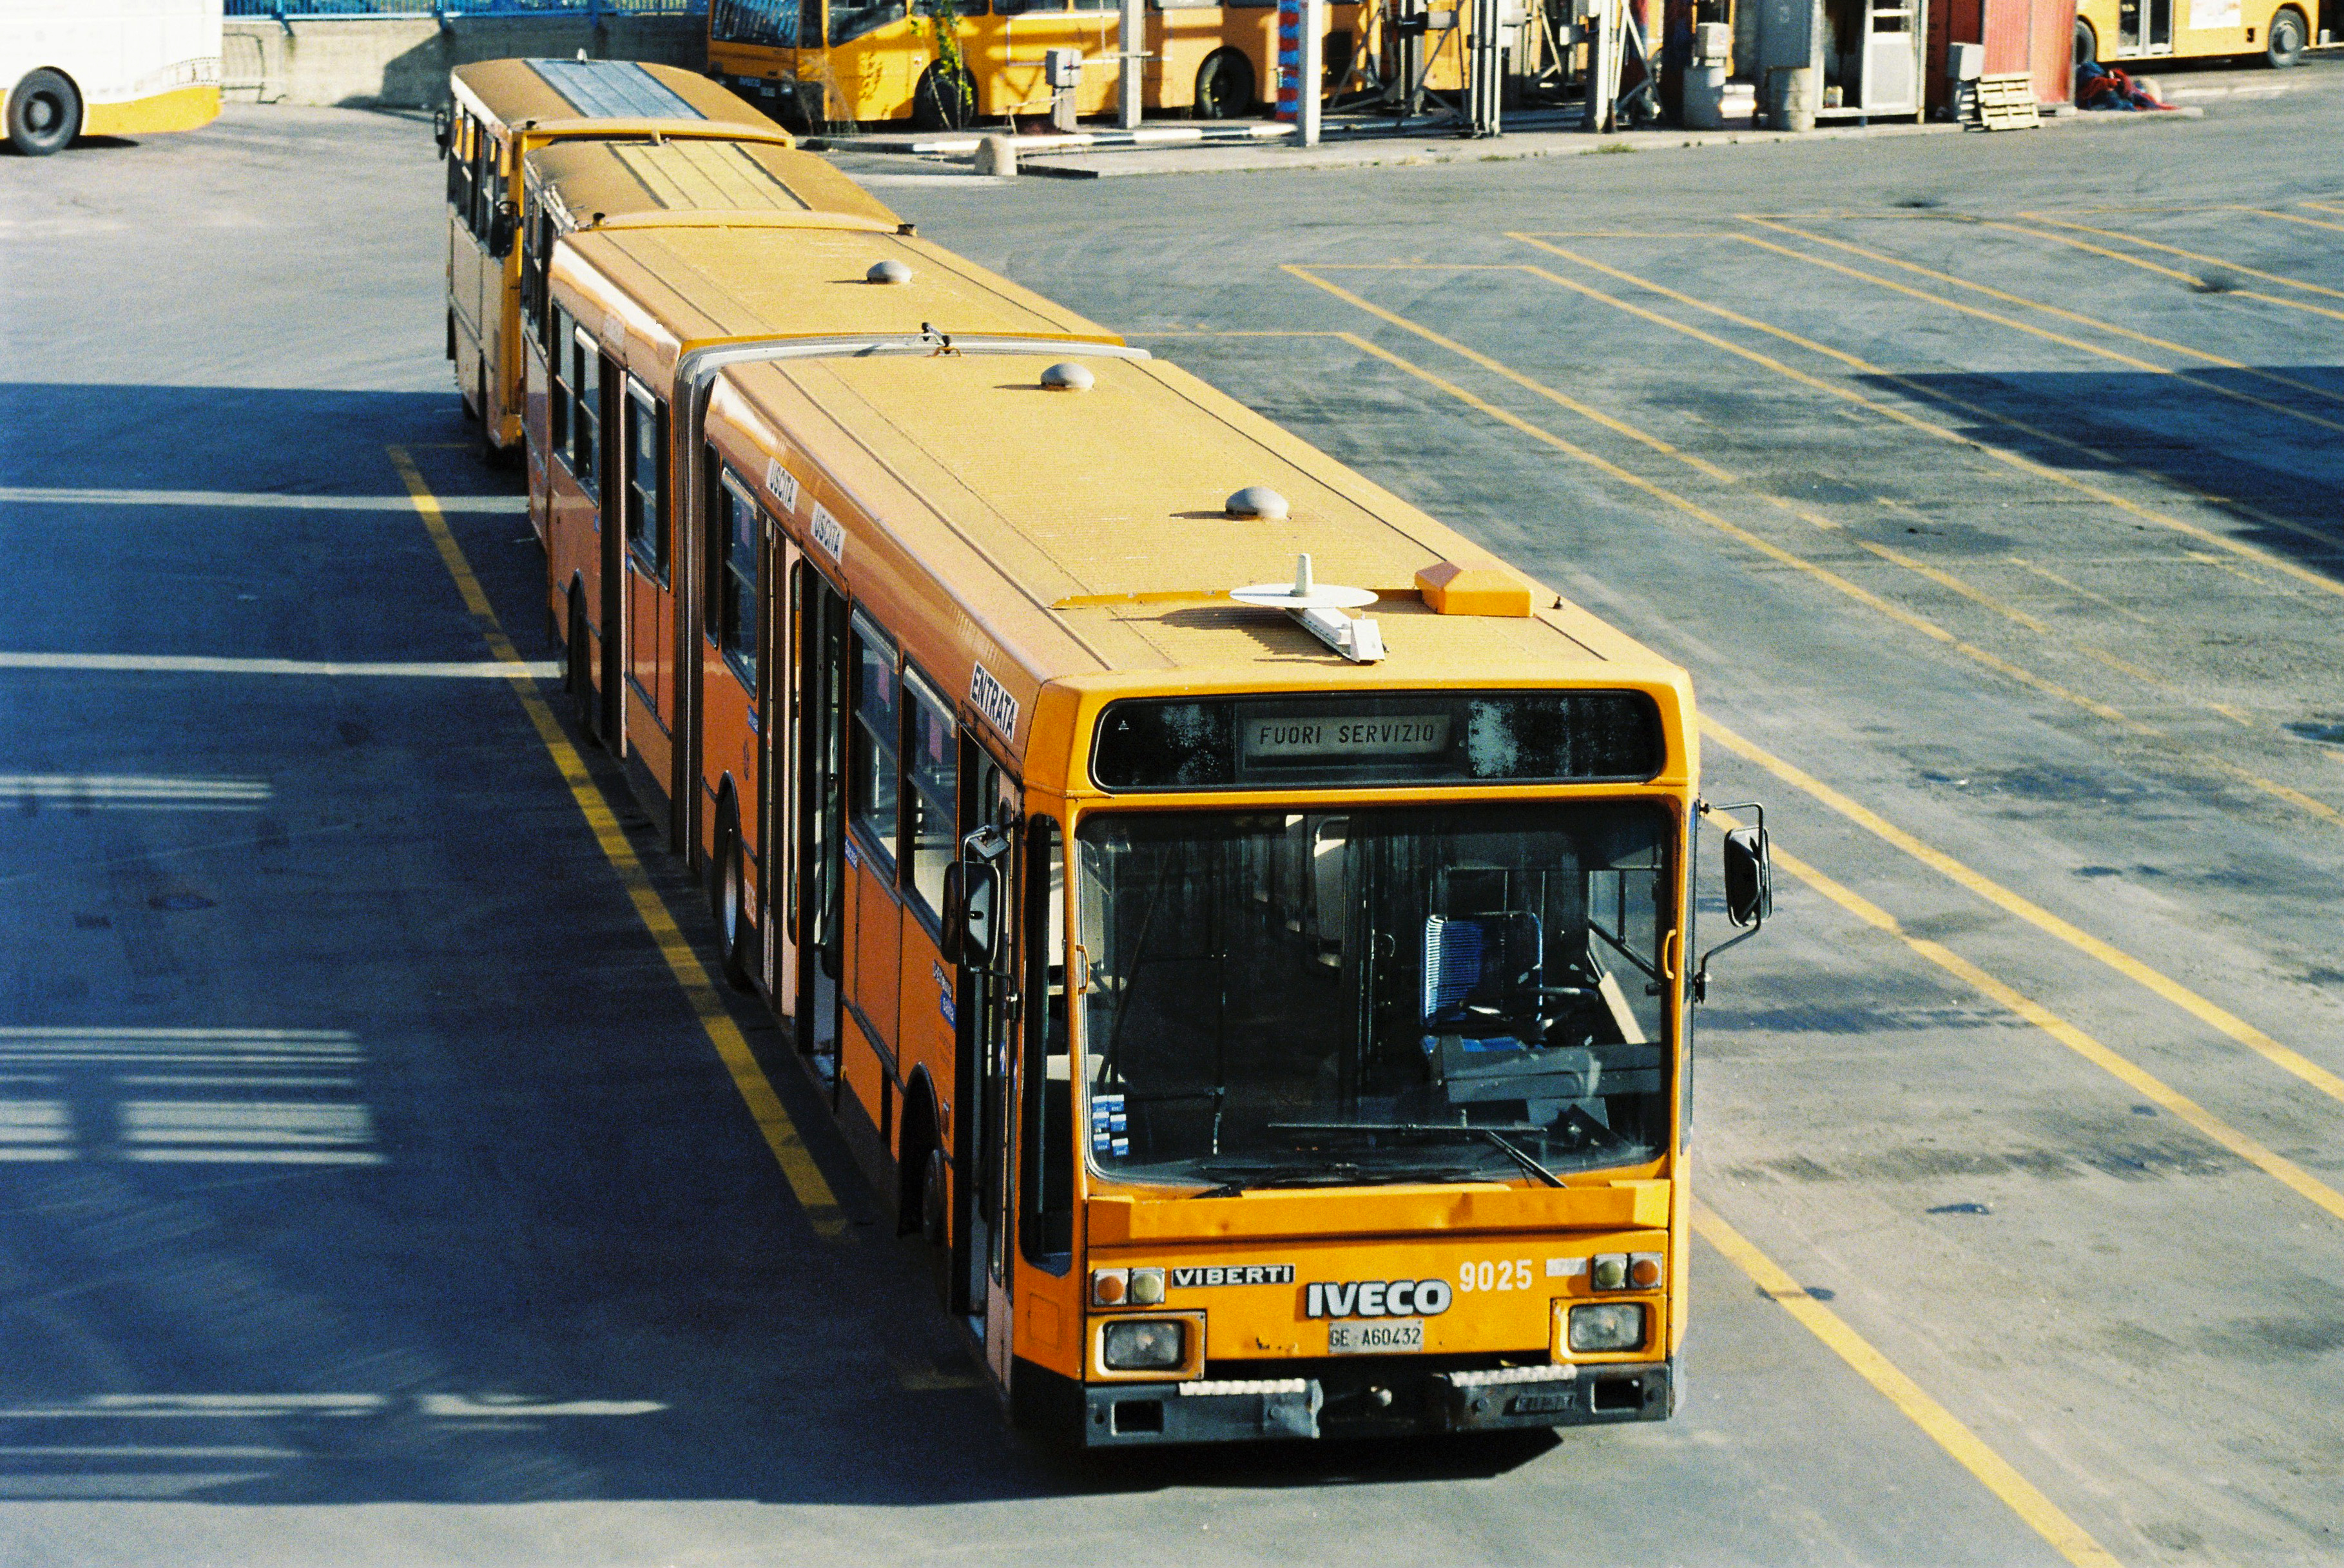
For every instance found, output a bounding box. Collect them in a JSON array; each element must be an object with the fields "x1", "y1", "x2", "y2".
[{"x1": 1082, "y1": 1359, "x2": 1674, "y2": 1446}]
